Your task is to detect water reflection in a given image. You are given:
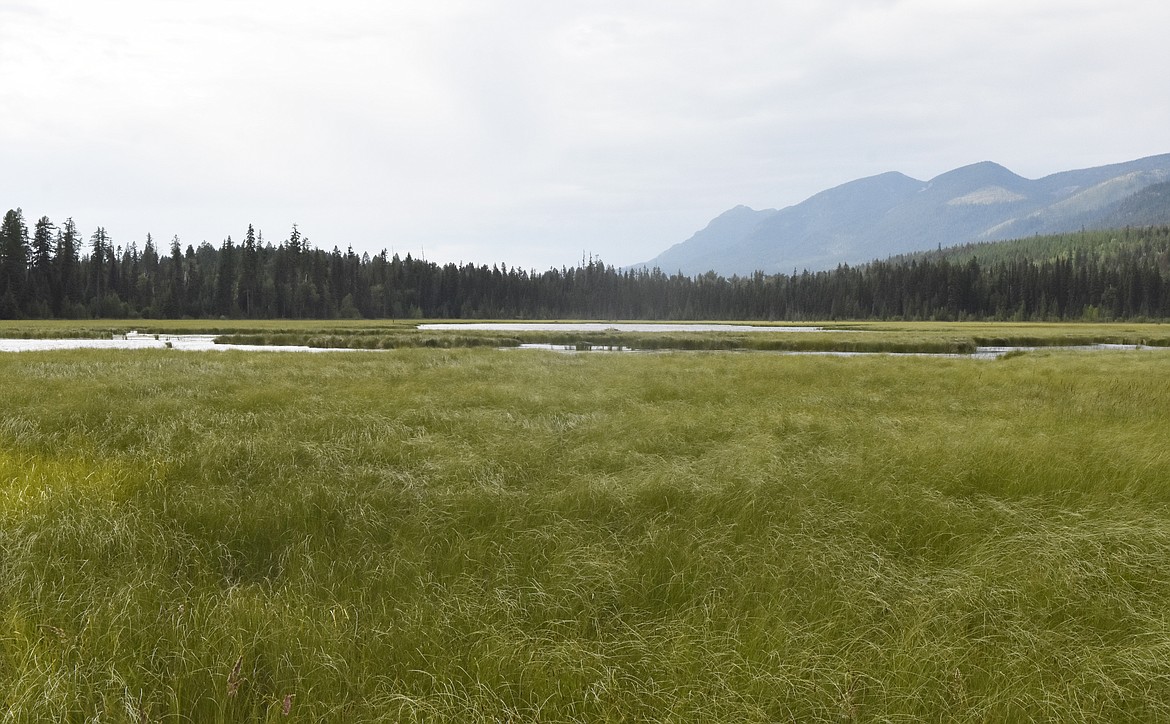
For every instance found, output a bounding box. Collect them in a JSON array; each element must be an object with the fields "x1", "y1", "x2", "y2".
[
  {"x1": 0, "y1": 333, "x2": 355, "y2": 353},
  {"x1": 418, "y1": 322, "x2": 822, "y2": 333},
  {"x1": 0, "y1": 333, "x2": 1165, "y2": 358}
]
